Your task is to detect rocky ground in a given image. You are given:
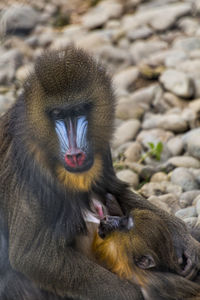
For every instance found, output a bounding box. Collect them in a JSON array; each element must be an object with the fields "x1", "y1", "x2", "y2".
[{"x1": 1, "y1": 0, "x2": 200, "y2": 228}]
